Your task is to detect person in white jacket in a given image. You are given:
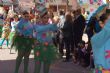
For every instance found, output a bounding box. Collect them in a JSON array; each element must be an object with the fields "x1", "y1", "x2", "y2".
[
  {"x1": 9, "y1": 15, "x2": 19, "y2": 44},
  {"x1": 57, "y1": 11, "x2": 65, "y2": 29}
]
